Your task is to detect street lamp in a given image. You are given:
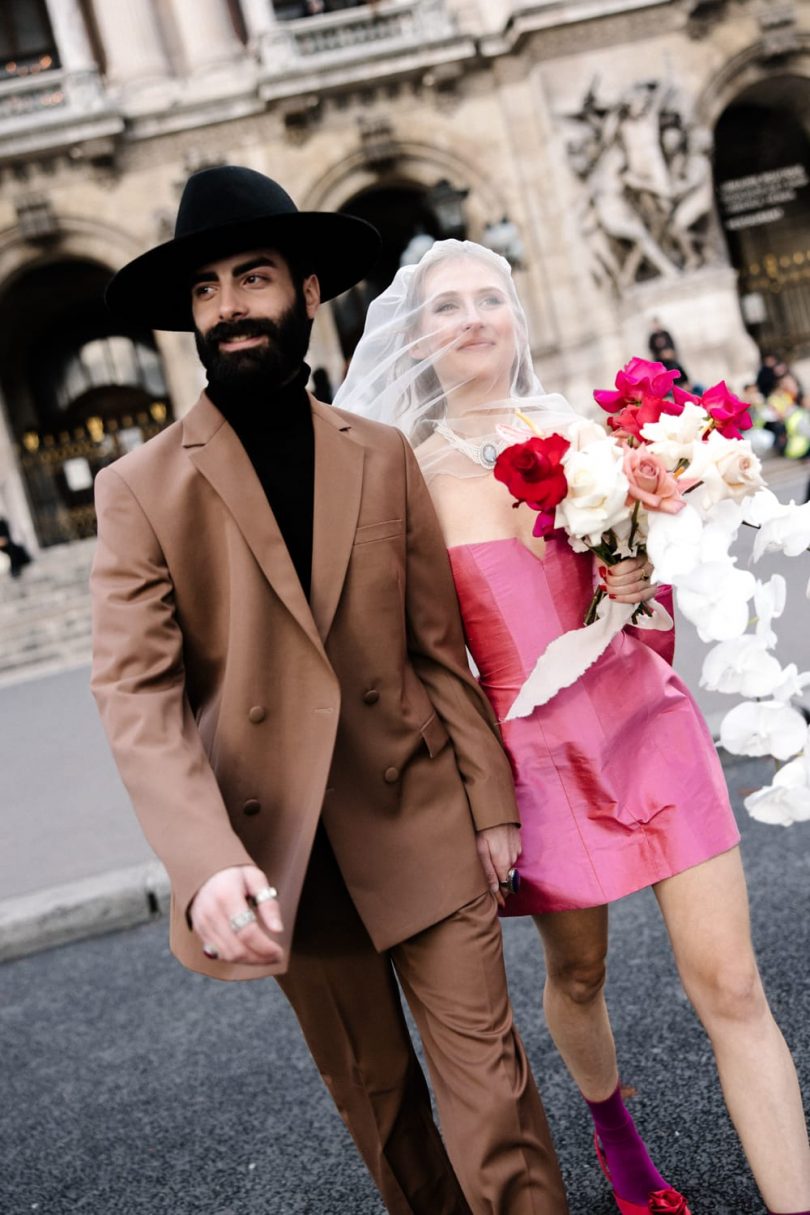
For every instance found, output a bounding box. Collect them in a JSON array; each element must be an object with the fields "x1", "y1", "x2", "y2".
[
  {"x1": 483, "y1": 215, "x2": 526, "y2": 269},
  {"x1": 427, "y1": 178, "x2": 469, "y2": 239}
]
